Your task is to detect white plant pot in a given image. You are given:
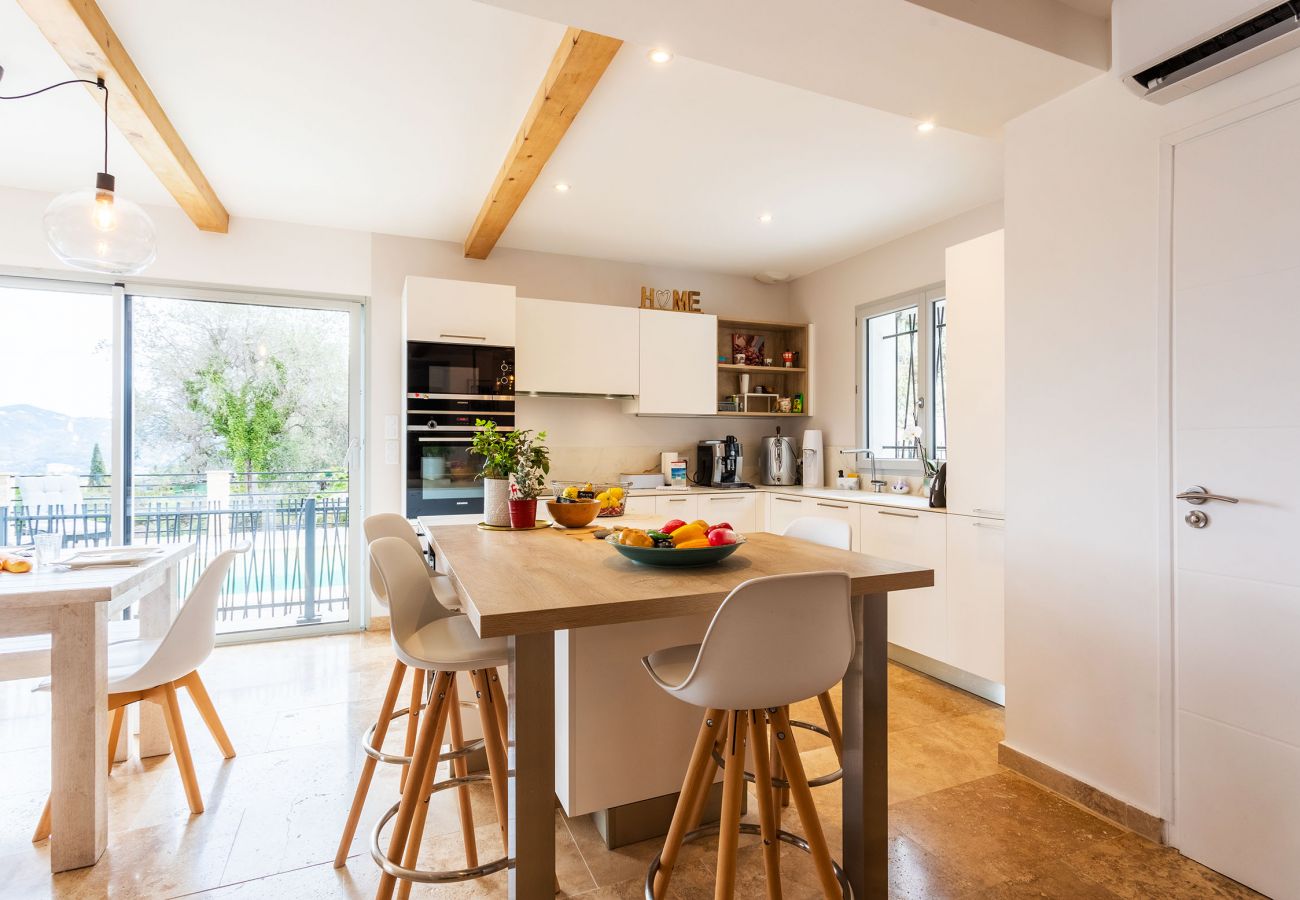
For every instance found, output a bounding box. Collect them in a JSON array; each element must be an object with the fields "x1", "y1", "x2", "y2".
[{"x1": 483, "y1": 477, "x2": 511, "y2": 527}]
